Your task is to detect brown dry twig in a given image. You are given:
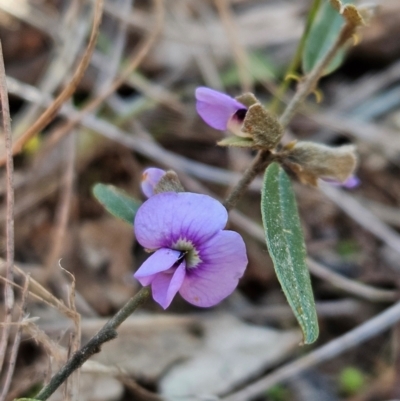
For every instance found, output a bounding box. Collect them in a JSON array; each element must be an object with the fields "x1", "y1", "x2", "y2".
[
  {"x1": 0, "y1": 0, "x2": 104, "y2": 165},
  {"x1": 64, "y1": 263, "x2": 81, "y2": 401},
  {"x1": 0, "y1": 40, "x2": 15, "y2": 377},
  {"x1": 0, "y1": 275, "x2": 30, "y2": 401},
  {"x1": 44, "y1": 133, "x2": 76, "y2": 275},
  {"x1": 0, "y1": 260, "x2": 77, "y2": 319}
]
